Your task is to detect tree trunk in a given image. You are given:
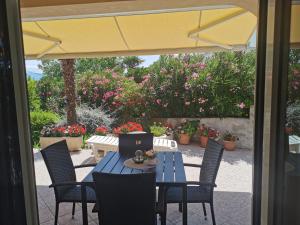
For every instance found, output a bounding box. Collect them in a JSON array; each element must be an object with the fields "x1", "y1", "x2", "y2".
[{"x1": 60, "y1": 59, "x2": 77, "y2": 125}]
